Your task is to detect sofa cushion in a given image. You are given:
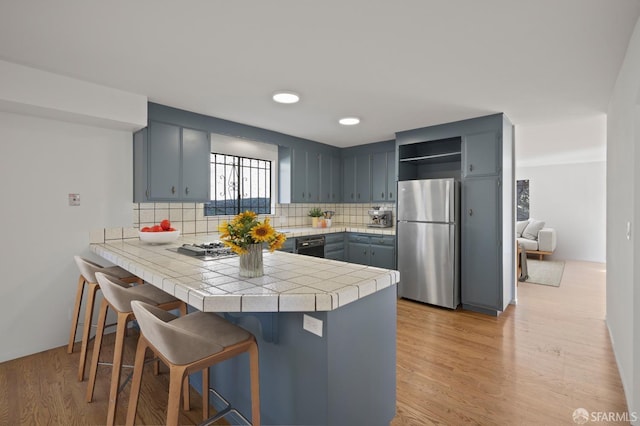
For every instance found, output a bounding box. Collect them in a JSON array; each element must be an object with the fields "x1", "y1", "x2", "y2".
[
  {"x1": 517, "y1": 237, "x2": 539, "y2": 251},
  {"x1": 522, "y1": 219, "x2": 545, "y2": 240},
  {"x1": 516, "y1": 220, "x2": 529, "y2": 238}
]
